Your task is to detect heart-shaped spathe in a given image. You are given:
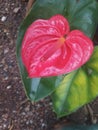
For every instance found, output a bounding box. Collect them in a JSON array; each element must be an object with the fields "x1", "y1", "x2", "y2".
[{"x1": 21, "y1": 15, "x2": 93, "y2": 77}]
